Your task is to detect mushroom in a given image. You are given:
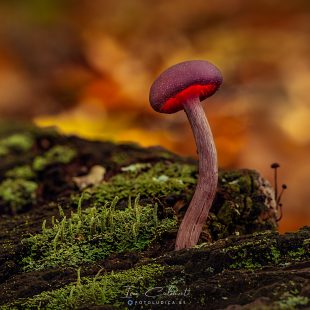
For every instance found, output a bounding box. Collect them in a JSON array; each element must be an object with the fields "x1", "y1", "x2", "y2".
[
  {"x1": 149, "y1": 60, "x2": 223, "y2": 250},
  {"x1": 271, "y1": 163, "x2": 280, "y2": 202}
]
